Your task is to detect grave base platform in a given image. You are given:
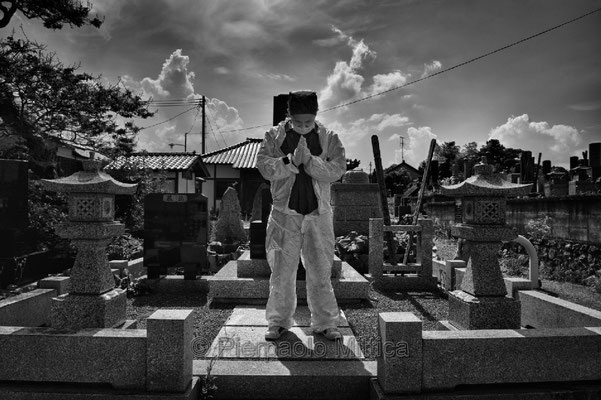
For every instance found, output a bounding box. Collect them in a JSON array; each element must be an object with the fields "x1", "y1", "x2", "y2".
[
  {"x1": 50, "y1": 288, "x2": 126, "y2": 330},
  {"x1": 195, "y1": 306, "x2": 375, "y2": 399},
  {"x1": 0, "y1": 377, "x2": 200, "y2": 400},
  {"x1": 370, "y1": 377, "x2": 601, "y2": 400},
  {"x1": 208, "y1": 260, "x2": 369, "y2": 304},
  {"x1": 448, "y1": 290, "x2": 521, "y2": 330},
  {"x1": 236, "y1": 250, "x2": 342, "y2": 278}
]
